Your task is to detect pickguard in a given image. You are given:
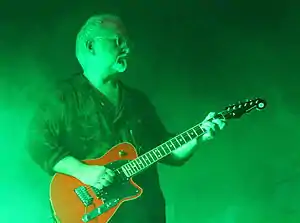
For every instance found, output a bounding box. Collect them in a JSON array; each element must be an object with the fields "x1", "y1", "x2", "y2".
[{"x1": 93, "y1": 160, "x2": 140, "y2": 203}]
